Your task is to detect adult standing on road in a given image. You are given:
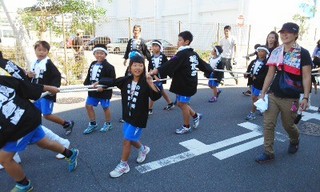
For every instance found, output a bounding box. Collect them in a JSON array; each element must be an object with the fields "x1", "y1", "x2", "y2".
[
  {"x1": 255, "y1": 22, "x2": 312, "y2": 163},
  {"x1": 73, "y1": 32, "x2": 84, "y2": 61},
  {"x1": 120, "y1": 25, "x2": 151, "y2": 123},
  {"x1": 123, "y1": 25, "x2": 151, "y2": 67},
  {"x1": 219, "y1": 25, "x2": 238, "y2": 84}
]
